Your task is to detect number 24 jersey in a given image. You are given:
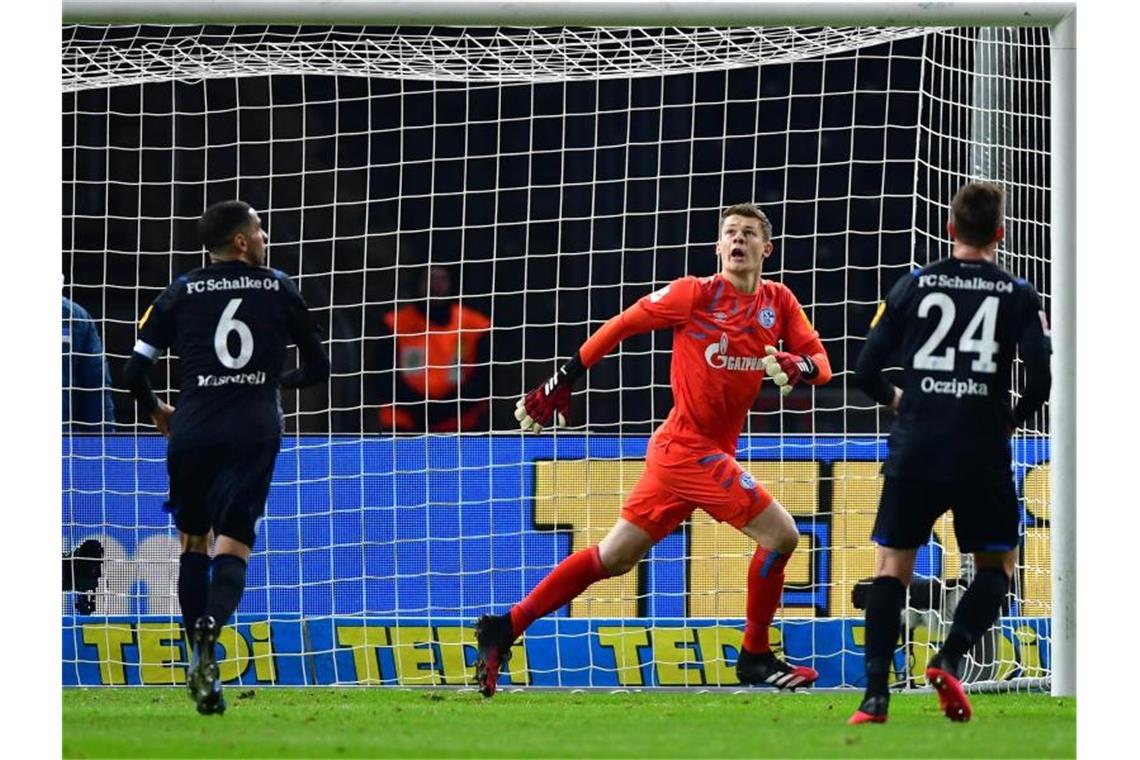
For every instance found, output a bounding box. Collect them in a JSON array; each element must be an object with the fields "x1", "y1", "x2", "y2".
[{"x1": 859, "y1": 257, "x2": 1051, "y2": 480}]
